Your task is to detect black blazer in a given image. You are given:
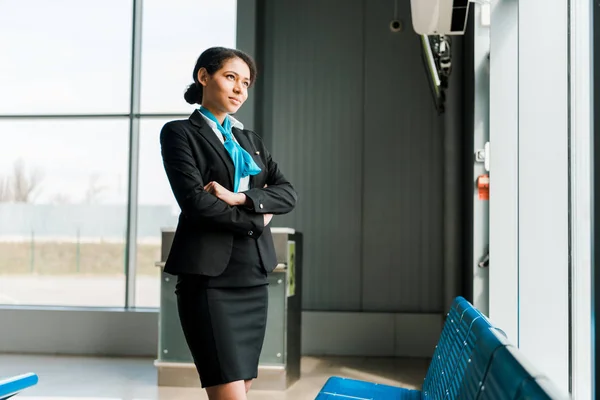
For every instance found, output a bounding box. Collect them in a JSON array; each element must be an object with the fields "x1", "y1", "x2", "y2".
[{"x1": 160, "y1": 110, "x2": 297, "y2": 276}]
